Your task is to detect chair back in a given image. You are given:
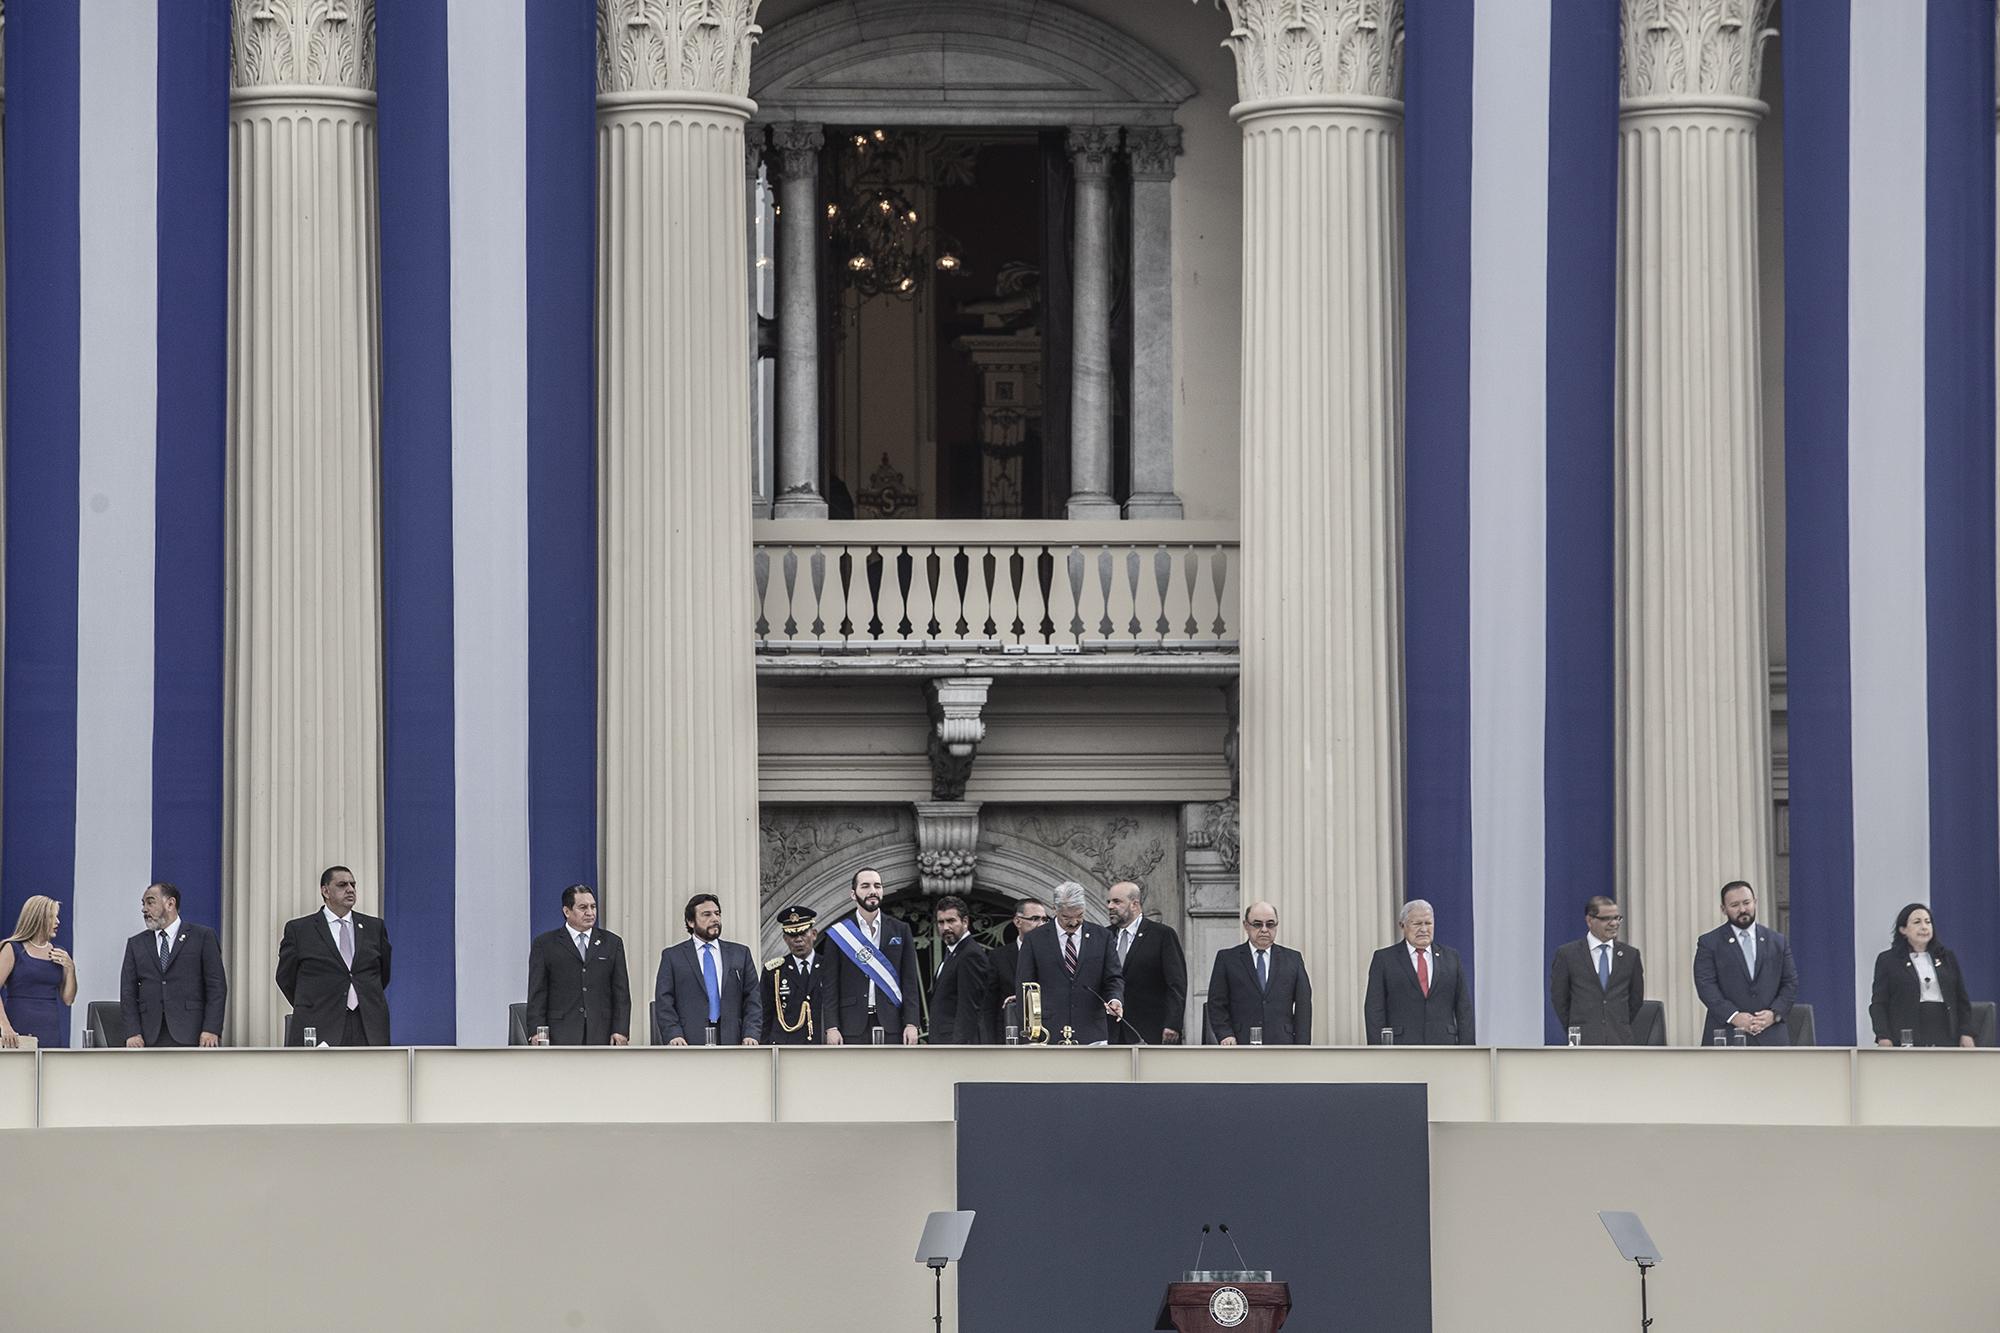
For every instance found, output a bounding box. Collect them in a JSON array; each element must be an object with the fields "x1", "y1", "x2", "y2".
[
  {"x1": 85, "y1": 1000, "x2": 124, "y2": 1047},
  {"x1": 1968, "y1": 1001, "x2": 1997, "y2": 1048},
  {"x1": 508, "y1": 1002, "x2": 530, "y2": 1046},
  {"x1": 1786, "y1": 1003, "x2": 1816, "y2": 1047},
  {"x1": 1633, "y1": 999, "x2": 1666, "y2": 1046}
]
